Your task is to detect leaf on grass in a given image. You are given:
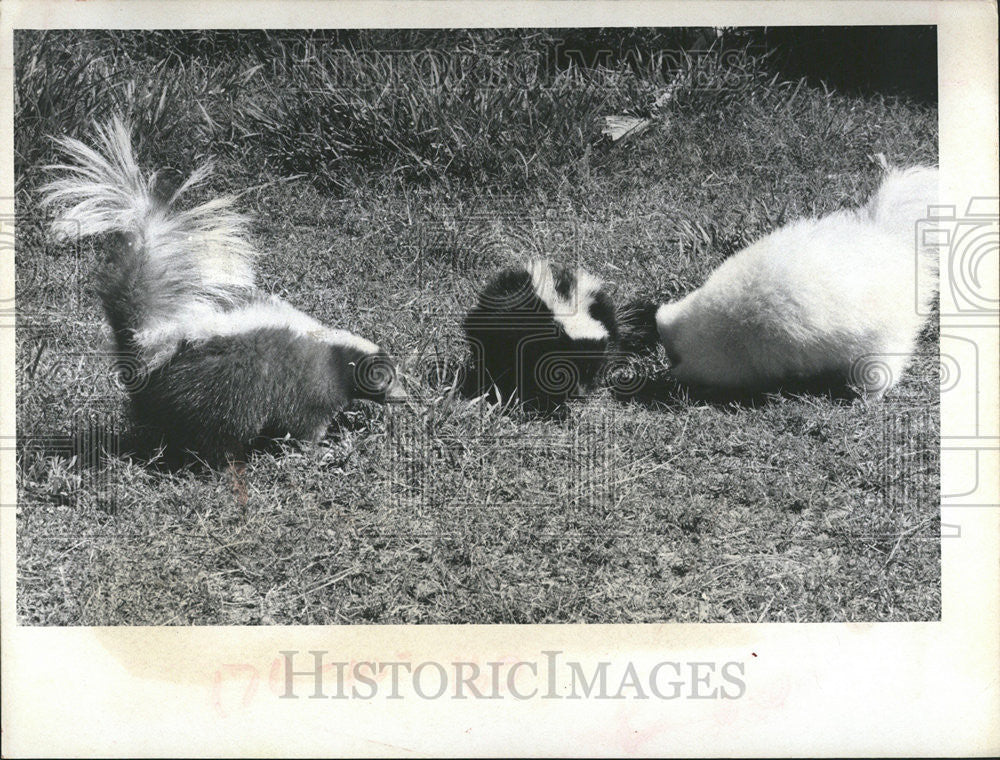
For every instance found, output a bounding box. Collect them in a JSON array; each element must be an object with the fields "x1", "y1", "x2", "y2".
[{"x1": 601, "y1": 115, "x2": 652, "y2": 144}]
